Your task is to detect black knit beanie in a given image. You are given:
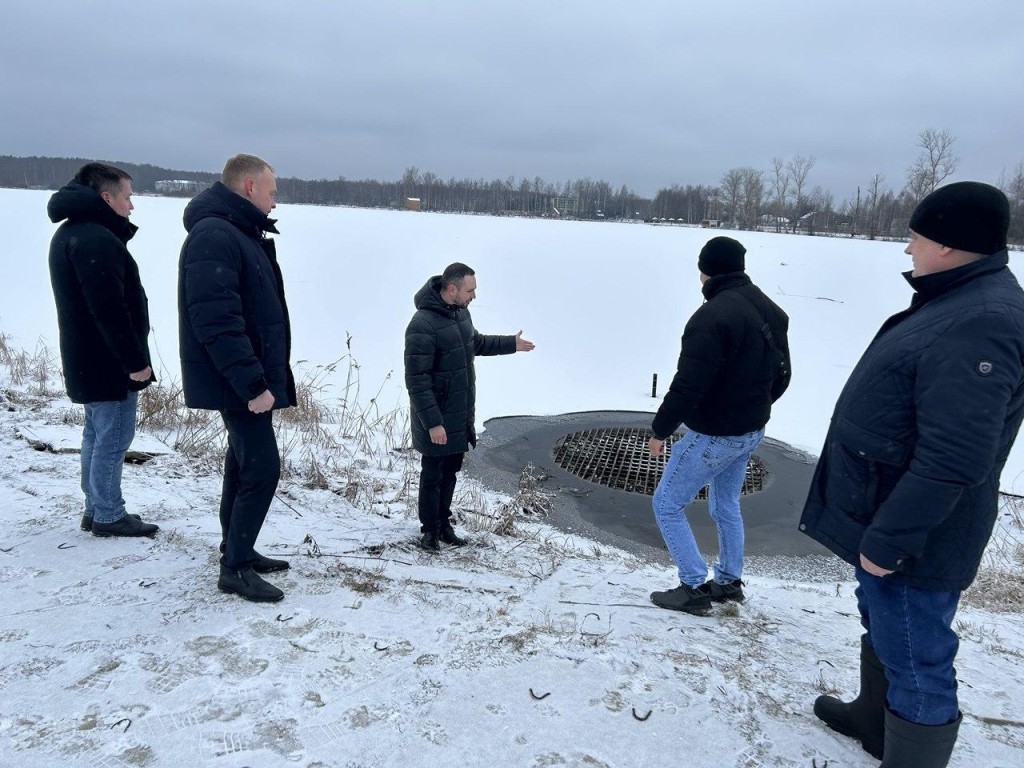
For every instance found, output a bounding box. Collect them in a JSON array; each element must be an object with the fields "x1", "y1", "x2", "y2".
[
  {"x1": 908, "y1": 181, "x2": 1009, "y2": 255},
  {"x1": 698, "y1": 236, "x2": 746, "y2": 277}
]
